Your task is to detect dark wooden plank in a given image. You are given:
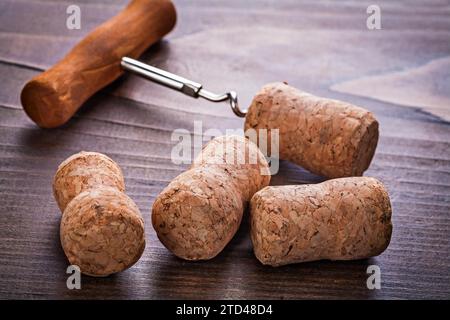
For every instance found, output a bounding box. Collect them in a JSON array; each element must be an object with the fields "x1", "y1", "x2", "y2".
[{"x1": 0, "y1": 0, "x2": 449, "y2": 299}]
